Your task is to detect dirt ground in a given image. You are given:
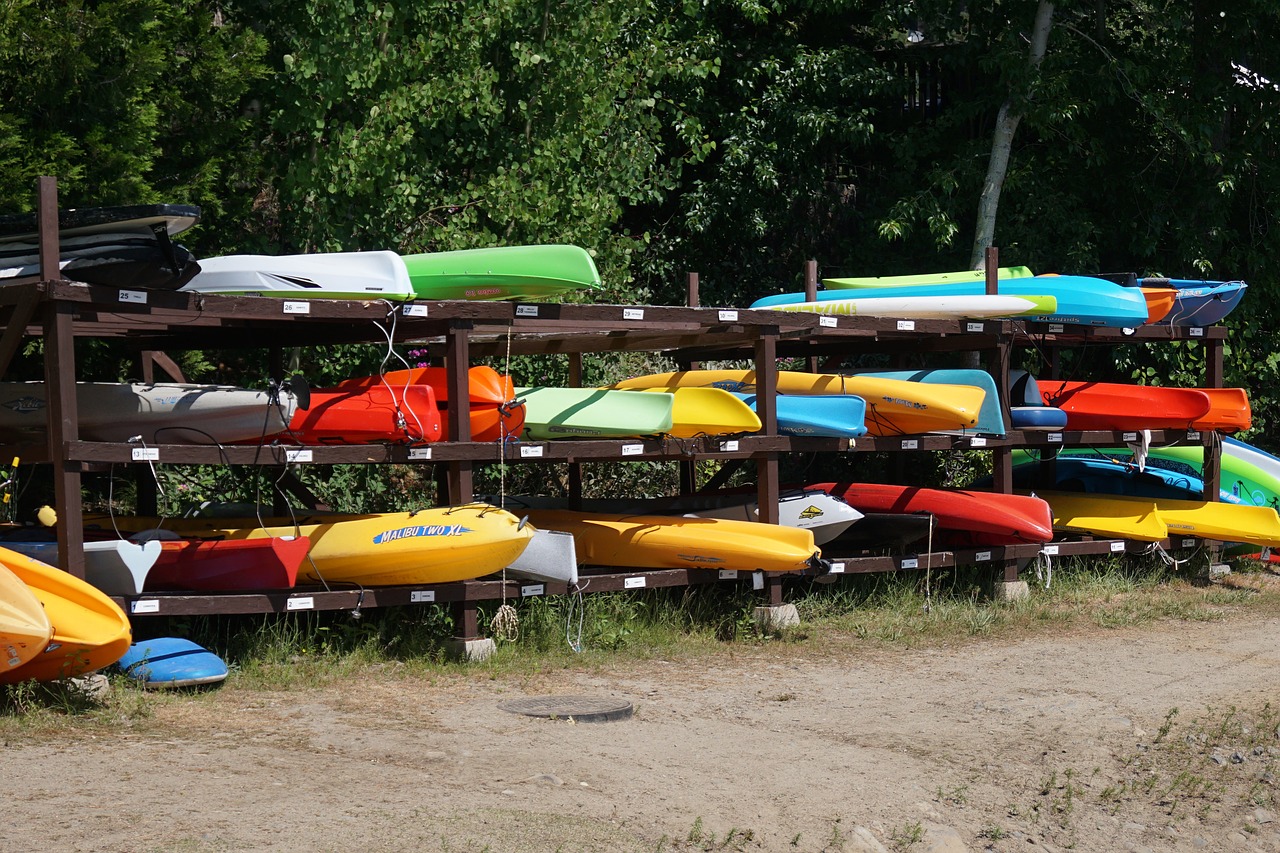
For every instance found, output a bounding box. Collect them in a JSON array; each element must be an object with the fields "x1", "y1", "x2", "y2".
[{"x1": 4, "y1": 601, "x2": 1280, "y2": 853}]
